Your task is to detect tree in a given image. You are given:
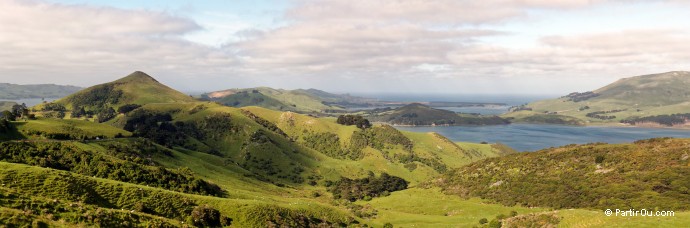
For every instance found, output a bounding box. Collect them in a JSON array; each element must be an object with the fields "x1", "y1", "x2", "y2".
[
  {"x1": 117, "y1": 104, "x2": 141, "y2": 114},
  {"x1": 0, "y1": 119, "x2": 12, "y2": 133},
  {"x1": 383, "y1": 223, "x2": 394, "y2": 228},
  {"x1": 71, "y1": 106, "x2": 86, "y2": 118},
  {"x1": 56, "y1": 110, "x2": 66, "y2": 119},
  {"x1": 97, "y1": 107, "x2": 116, "y2": 123},
  {"x1": 336, "y1": 115, "x2": 371, "y2": 129},
  {"x1": 11, "y1": 103, "x2": 27, "y2": 118},
  {"x1": 1, "y1": 111, "x2": 16, "y2": 121}
]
